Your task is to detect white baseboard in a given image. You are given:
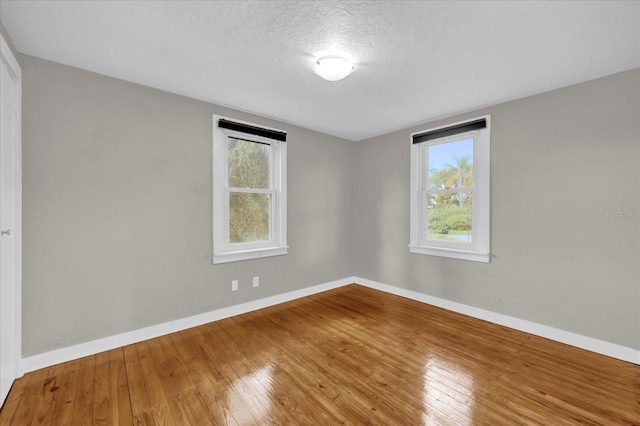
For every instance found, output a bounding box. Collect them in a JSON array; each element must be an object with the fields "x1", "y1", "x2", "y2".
[
  {"x1": 354, "y1": 276, "x2": 640, "y2": 365},
  {"x1": 21, "y1": 275, "x2": 639, "y2": 373},
  {"x1": 20, "y1": 277, "x2": 352, "y2": 374}
]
